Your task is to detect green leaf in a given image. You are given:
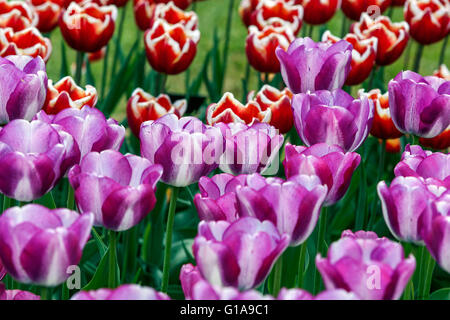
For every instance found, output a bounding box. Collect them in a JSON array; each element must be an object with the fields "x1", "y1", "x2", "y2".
[
  {"x1": 430, "y1": 288, "x2": 450, "y2": 300},
  {"x1": 33, "y1": 192, "x2": 56, "y2": 209},
  {"x1": 60, "y1": 41, "x2": 70, "y2": 78},
  {"x1": 82, "y1": 243, "x2": 120, "y2": 291},
  {"x1": 85, "y1": 58, "x2": 96, "y2": 87}
]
